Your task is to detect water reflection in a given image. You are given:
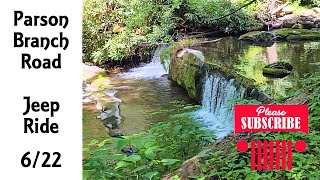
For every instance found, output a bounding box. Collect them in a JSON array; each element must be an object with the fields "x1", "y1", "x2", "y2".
[{"x1": 196, "y1": 37, "x2": 320, "y2": 97}]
